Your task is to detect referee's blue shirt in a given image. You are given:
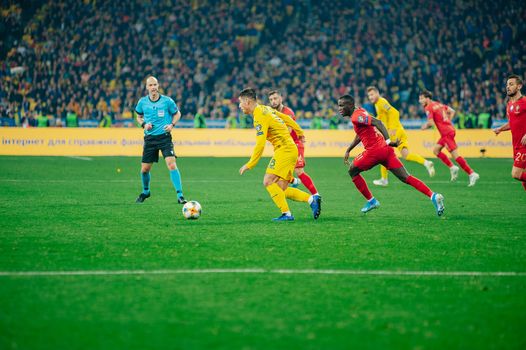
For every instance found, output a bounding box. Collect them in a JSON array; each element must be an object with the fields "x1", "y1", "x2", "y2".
[{"x1": 135, "y1": 95, "x2": 178, "y2": 136}]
